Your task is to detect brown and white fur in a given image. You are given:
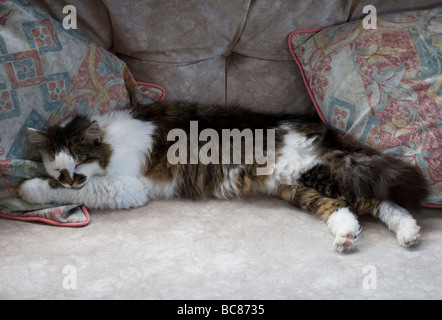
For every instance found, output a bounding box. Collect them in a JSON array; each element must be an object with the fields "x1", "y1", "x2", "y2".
[{"x1": 18, "y1": 102, "x2": 429, "y2": 252}]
